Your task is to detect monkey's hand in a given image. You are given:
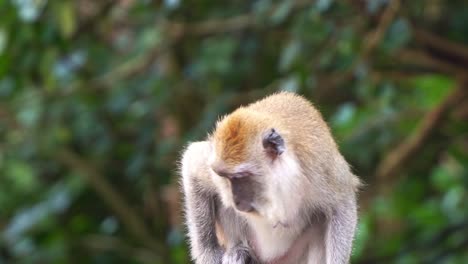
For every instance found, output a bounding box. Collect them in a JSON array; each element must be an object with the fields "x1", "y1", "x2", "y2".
[{"x1": 222, "y1": 245, "x2": 259, "y2": 264}]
